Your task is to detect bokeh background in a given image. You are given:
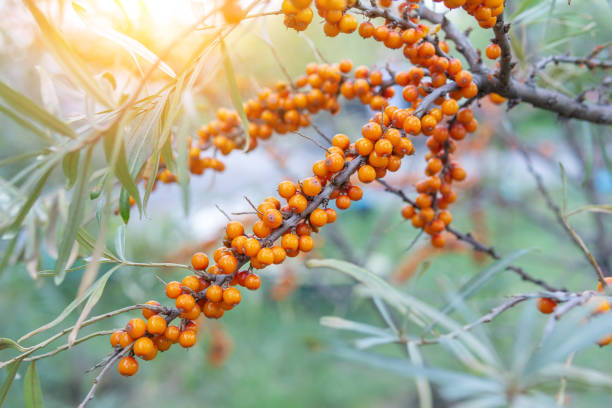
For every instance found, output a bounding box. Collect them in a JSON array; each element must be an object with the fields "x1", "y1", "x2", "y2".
[{"x1": 2, "y1": 0, "x2": 612, "y2": 406}]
